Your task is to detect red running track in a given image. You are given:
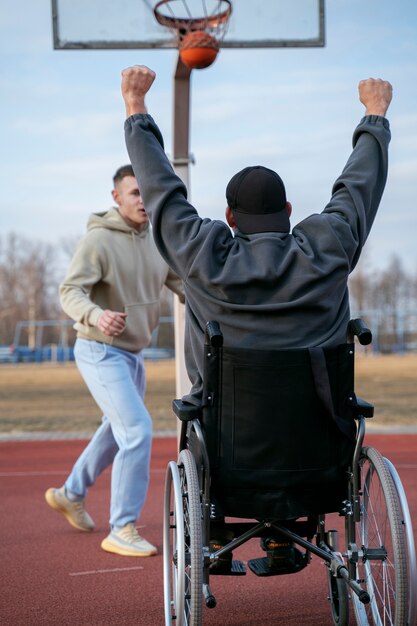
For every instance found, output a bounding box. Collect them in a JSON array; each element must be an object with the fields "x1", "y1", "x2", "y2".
[{"x1": 1, "y1": 434, "x2": 416, "y2": 626}]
